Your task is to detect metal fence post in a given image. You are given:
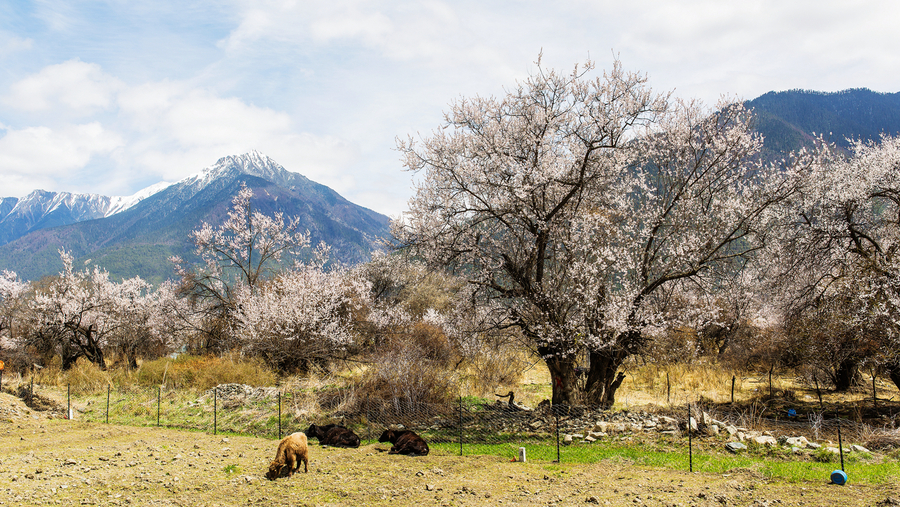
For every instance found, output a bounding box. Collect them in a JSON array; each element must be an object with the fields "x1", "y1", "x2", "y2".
[
  {"x1": 555, "y1": 407, "x2": 560, "y2": 463},
  {"x1": 838, "y1": 423, "x2": 845, "y2": 472},
  {"x1": 106, "y1": 385, "x2": 110, "y2": 424},
  {"x1": 67, "y1": 383, "x2": 71, "y2": 420},
  {"x1": 731, "y1": 376, "x2": 736, "y2": 405},
  {"x1": 688, "y1": 402, "x2": 693, "y2": 473},
  {"x1": 157, "y1": 386, "x2": 161, "y2": 427},
  {"x1": 213, "y1": 386, "x2": 217, "y2": 435},
  {"x1": 458, "y1": 396, "x2": 463, "y2": 457},
  {"x1": 278, "y1": 390, "x2": 282, "y2": 439}
]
